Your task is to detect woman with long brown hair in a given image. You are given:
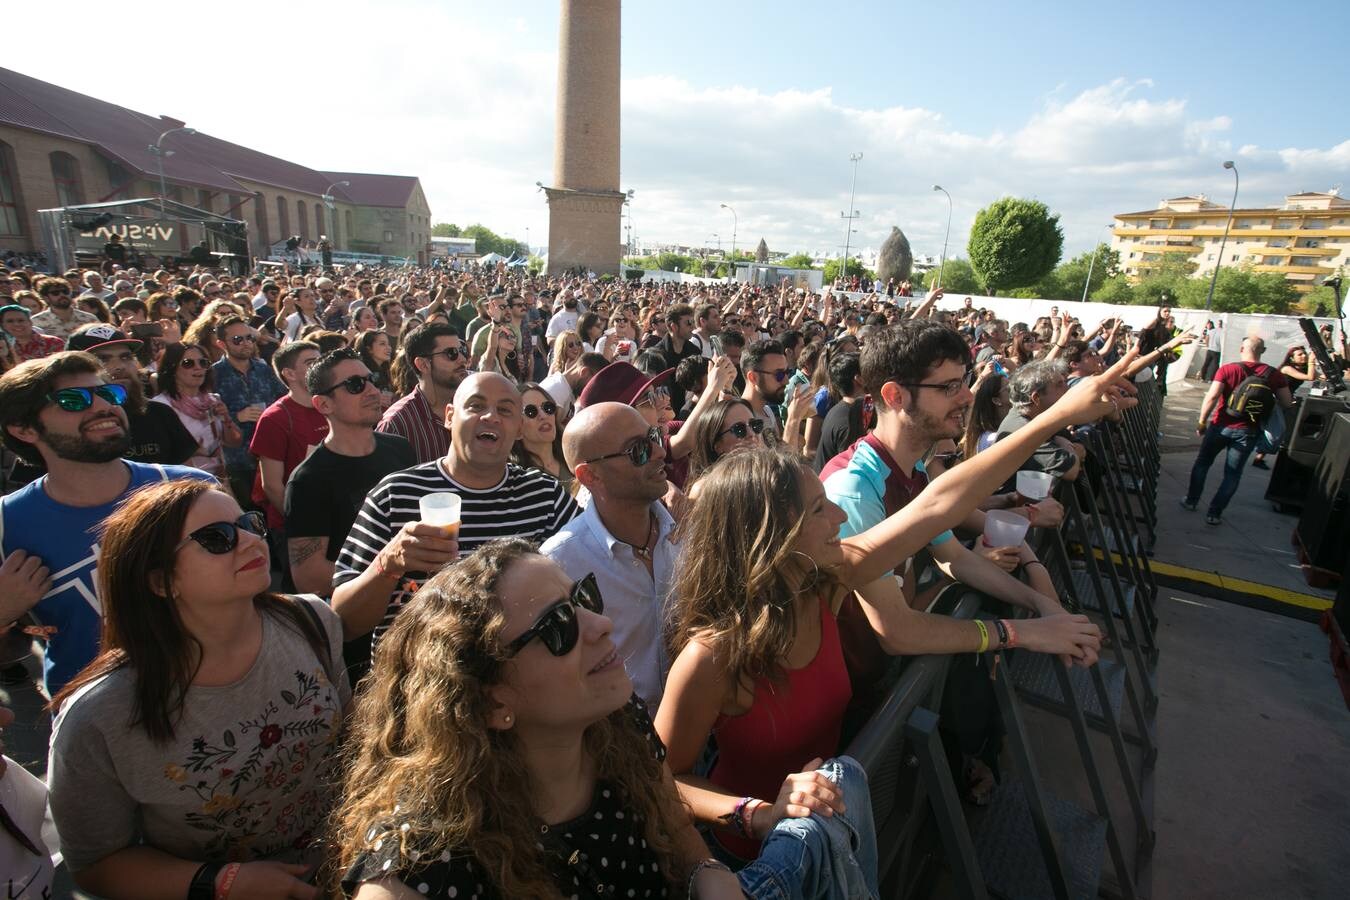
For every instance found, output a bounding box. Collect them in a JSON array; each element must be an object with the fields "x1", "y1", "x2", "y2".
[
  {"x1": 510, "y1": 382, "x2": 574, "y2": 492},
  {"x1": 333, "y1": 539, "x2": 744, "y2": 899},
  {"x1": 150, "y1": 342, "x2": 241, "y2": 477},
  {"x1": 684, "y1": 398, "x2": 767, "y2": 484},
  {"x1": 48, "y1": 479, "x2": 348, "y2": 900}
]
